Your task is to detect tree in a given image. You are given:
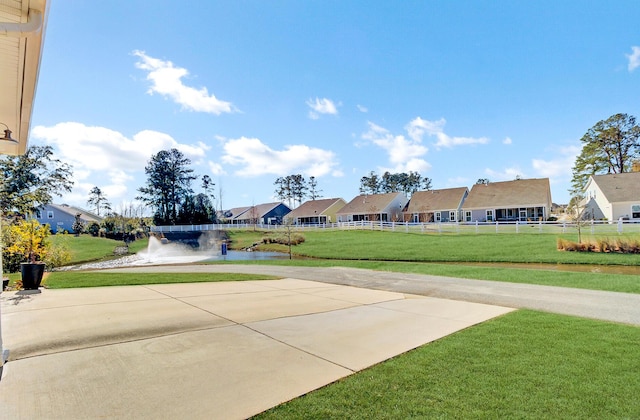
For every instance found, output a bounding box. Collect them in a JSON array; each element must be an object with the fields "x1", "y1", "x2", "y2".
[
  {"x1": 359, "y1": 171, "x2": 381, "y2": 195},
  {"x1": 476, "y1": 178, "x2": 490, "y2": 185},
  {"x1": 274, "y1": 176, "x2": 292, "y2": 206},
  {"x1": 308, "y1": 176, "x2": 322, "y2": 200},
  {"x1": 87, "y1": 186, "x2": 112, "y2": 216},
  {"x1": 136, "y1": 149, "x2": 196, "y2": 225},
  {"x1": 571, "y1": 113, "x2": 640, "y2": 193},
  {"x1": 289, "y1": 174, "x2": 308, "y2": 207},
  {"x1": 0, "y1": 145, "x2": 74, "y2": 215},
  {"x1": 201, "y1": 175, "x2": 215, "y2": 202},
  {"x1": 274, "y1": 174, "x2": 307, "y2": 207},
  {"x1": 371, "y1": 171, "x2": 425, "y2": 196},
  {"x1": 422, "y1": 177, "x2": 433, "y2": 191},
  {"x1": 72, "y1": 213, "x2": 85, "y2": 236}
]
